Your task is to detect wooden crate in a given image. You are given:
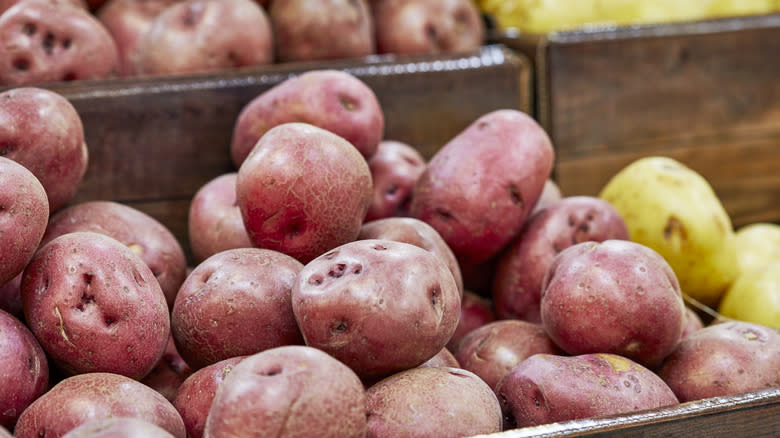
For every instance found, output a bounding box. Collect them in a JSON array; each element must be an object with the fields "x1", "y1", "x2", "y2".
[
  {"x1": 495, "y1": 13, "x2": 780, "y2": 228},
  {"x1": 23, "y1": 45, "x2": 531, "y2": 263}
]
